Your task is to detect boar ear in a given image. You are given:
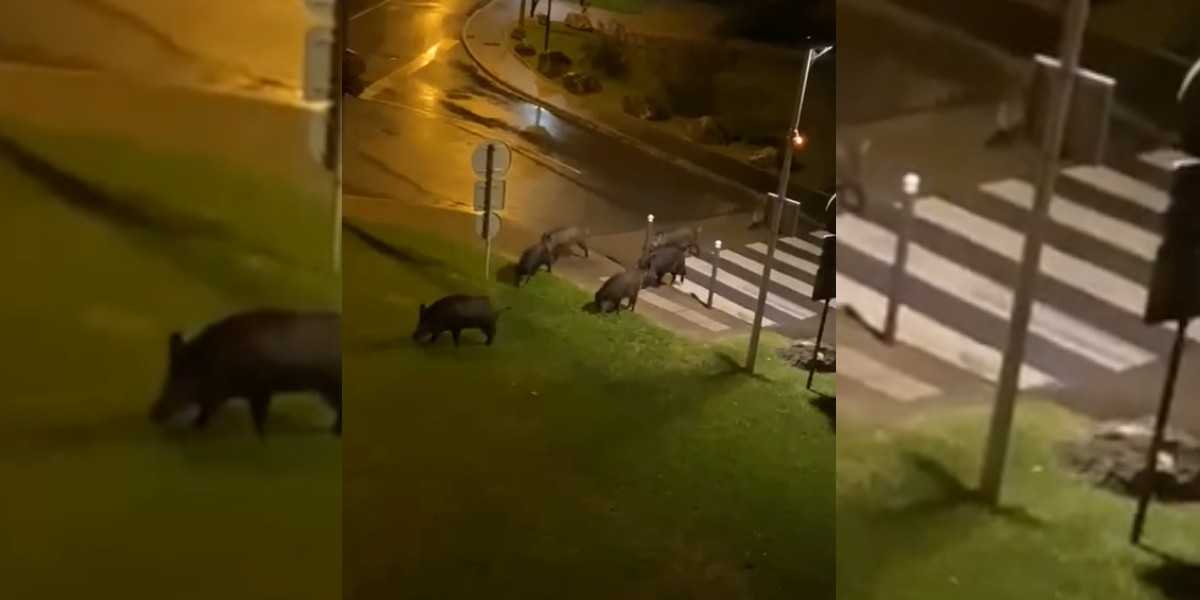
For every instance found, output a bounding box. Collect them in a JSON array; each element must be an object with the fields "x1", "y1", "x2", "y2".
[{"x1": 168, "y1": 332, "x2": 183, "y2": 360}]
